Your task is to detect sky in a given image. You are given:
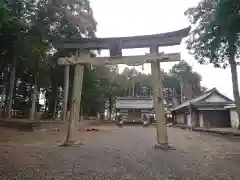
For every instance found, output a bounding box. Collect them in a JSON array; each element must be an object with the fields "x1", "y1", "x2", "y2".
[{"x1": 90, "y1": 0, "x2": 237, "y2": 99}]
